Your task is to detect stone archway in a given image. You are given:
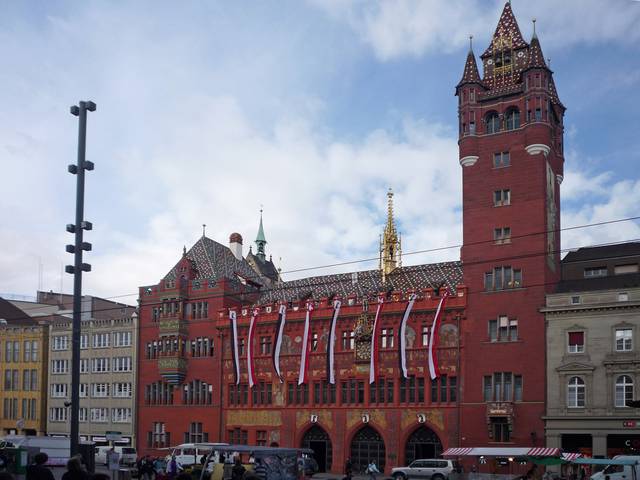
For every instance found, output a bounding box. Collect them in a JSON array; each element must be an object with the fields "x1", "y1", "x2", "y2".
[
  {"x1": 301, "y1": 425, "x2": 332, "y2": 473},
  {"x1": 405, "y1": 426, "x2": 443, "y2": 465},
  {"x1": 350, "y1": 425, "x2": 385, "y2": 473}
]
